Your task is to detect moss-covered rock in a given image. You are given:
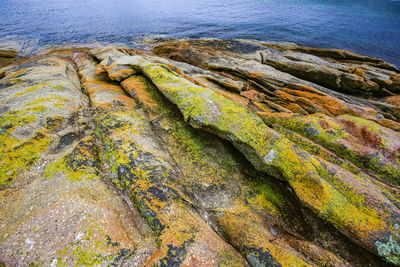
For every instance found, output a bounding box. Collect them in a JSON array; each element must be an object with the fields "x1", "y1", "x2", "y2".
[
  {"x1": 113, "y1": 54, "x2": 400, "y2": 264},
  {"x1": 0, "y1": 53, "x2": 149, "y2": 266},
  {"x1": 74, "y1": 53, "x2": 248, "y2": 266},
  {"x1": 2, "y1": 40, "x2": 400, "y2": 266},
  {"x1": 260, "y1": 112, "x2": 400, "y2": 185}
]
